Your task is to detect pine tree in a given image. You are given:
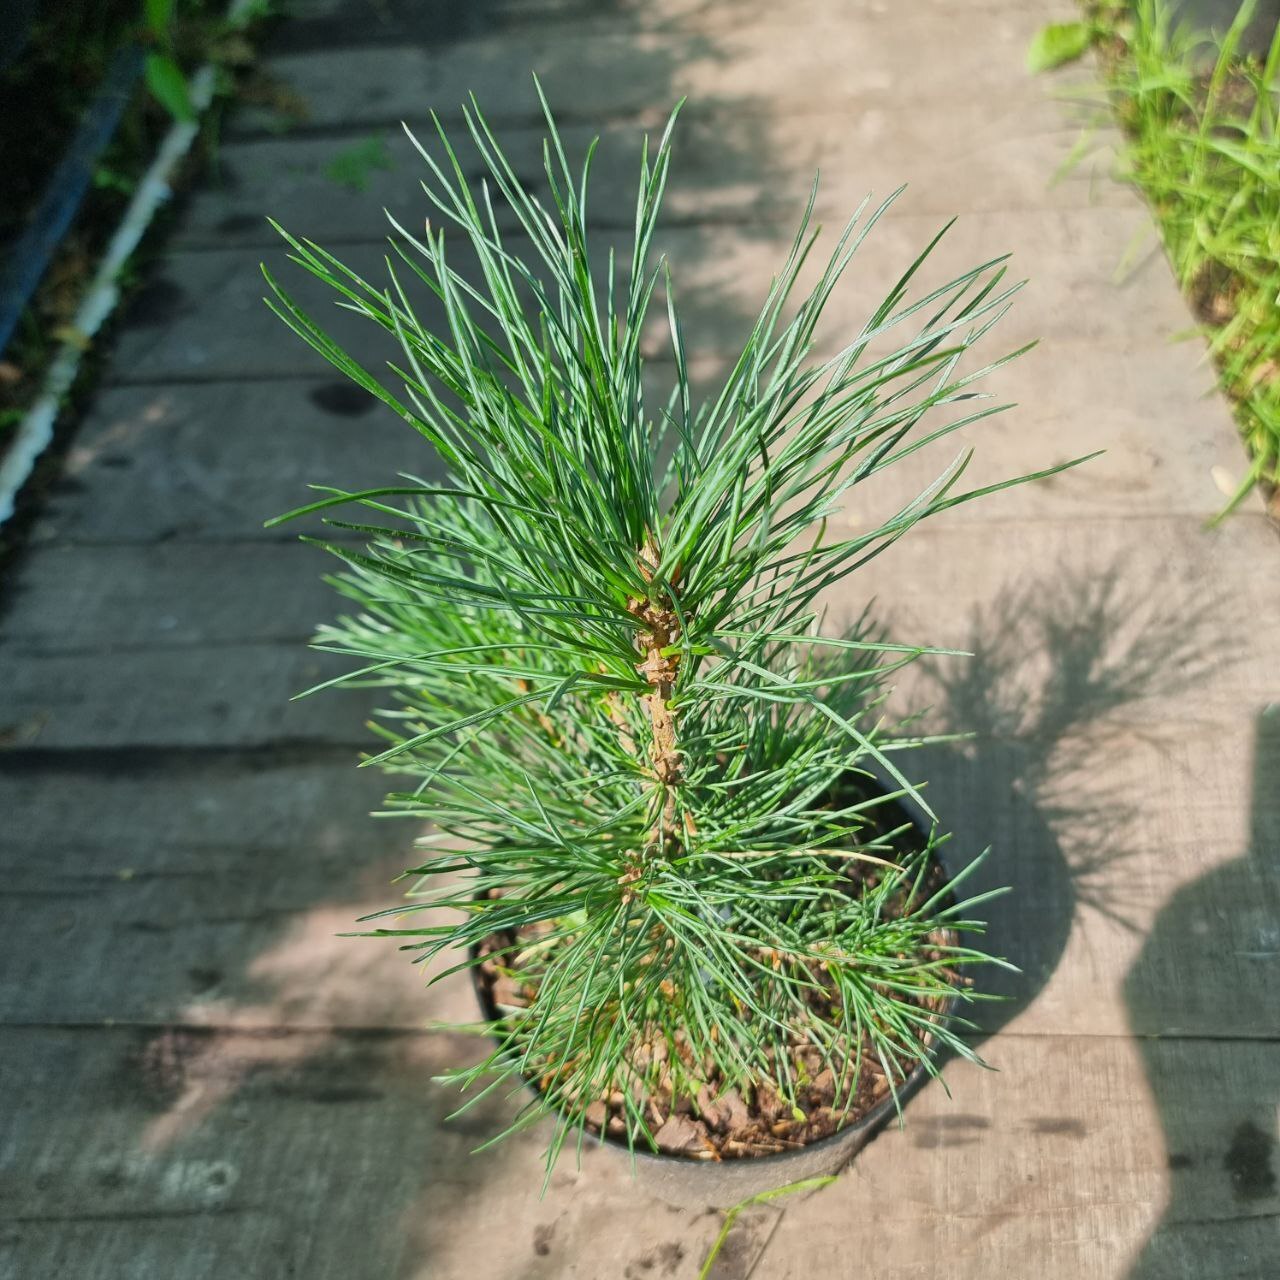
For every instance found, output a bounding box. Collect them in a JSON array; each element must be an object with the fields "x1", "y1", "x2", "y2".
[{"x1": 264, "y1": 85, "x2": 1090, "y2": 1168}]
